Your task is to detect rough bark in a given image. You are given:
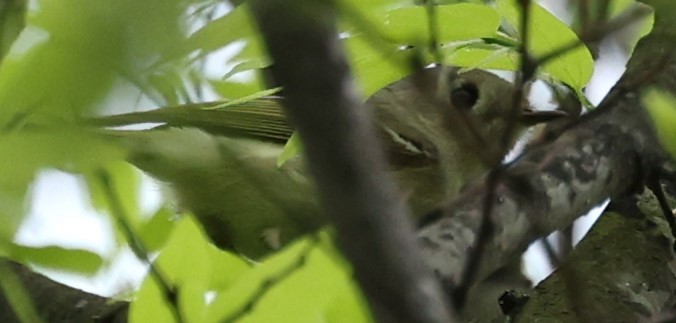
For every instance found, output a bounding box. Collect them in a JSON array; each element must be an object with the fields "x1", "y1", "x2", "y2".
[
  {"x1": 0, "y1": 259, "x2": 127, "y2": 323},
  {"x1": 514, "y1": 188, "x2": 676, "y2": 322},
  {"x1": 418, "y1": 0, "x2": 676, "y2": 291}
]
